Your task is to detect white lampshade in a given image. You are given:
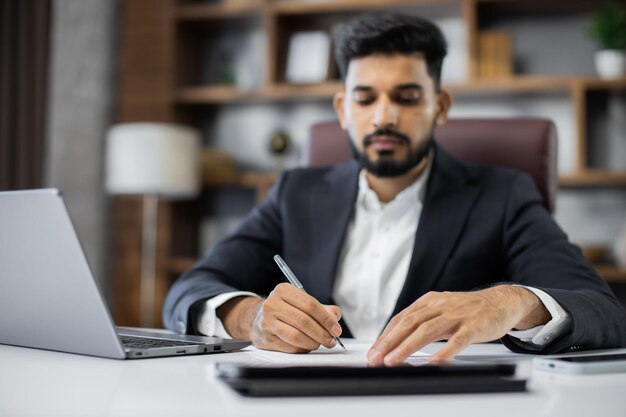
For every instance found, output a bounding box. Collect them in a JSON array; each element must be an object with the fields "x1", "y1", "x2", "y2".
[{"x1": 105, "y1": 123, "x2": 201, "y2": 199}]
